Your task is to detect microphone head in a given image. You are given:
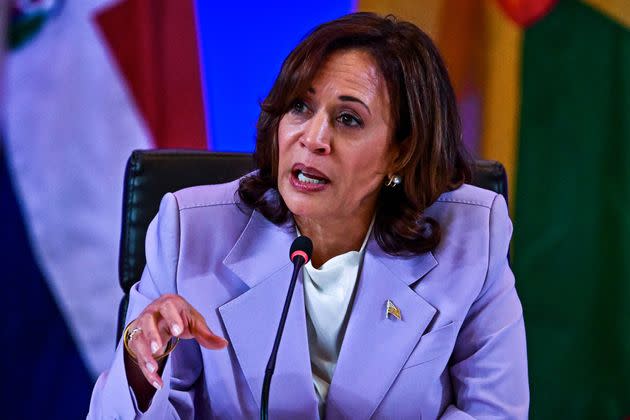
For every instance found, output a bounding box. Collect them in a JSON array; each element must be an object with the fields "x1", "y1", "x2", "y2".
[{"x1": 290, "y1": 236, "x2": 313, "y2": 264}]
